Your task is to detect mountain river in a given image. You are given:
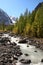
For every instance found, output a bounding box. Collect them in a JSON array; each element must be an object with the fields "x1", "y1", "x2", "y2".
[{"x1": 3, "y1": 34, "x2": 43, "y2": 65}]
